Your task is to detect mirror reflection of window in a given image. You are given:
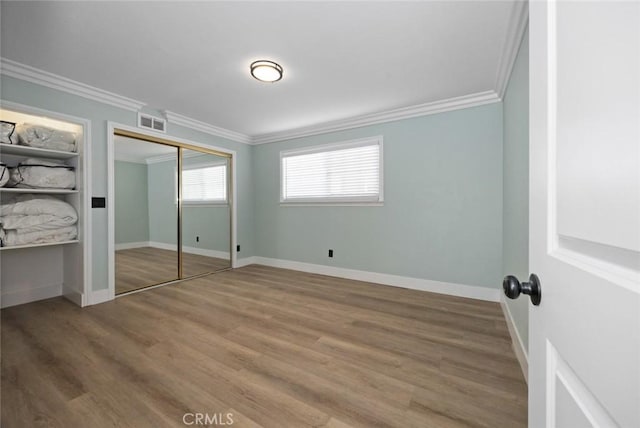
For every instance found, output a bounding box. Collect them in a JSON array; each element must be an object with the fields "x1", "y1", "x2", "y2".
[{"x1": 183, "y1": 162, "x2": 227, "y2": 204}]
